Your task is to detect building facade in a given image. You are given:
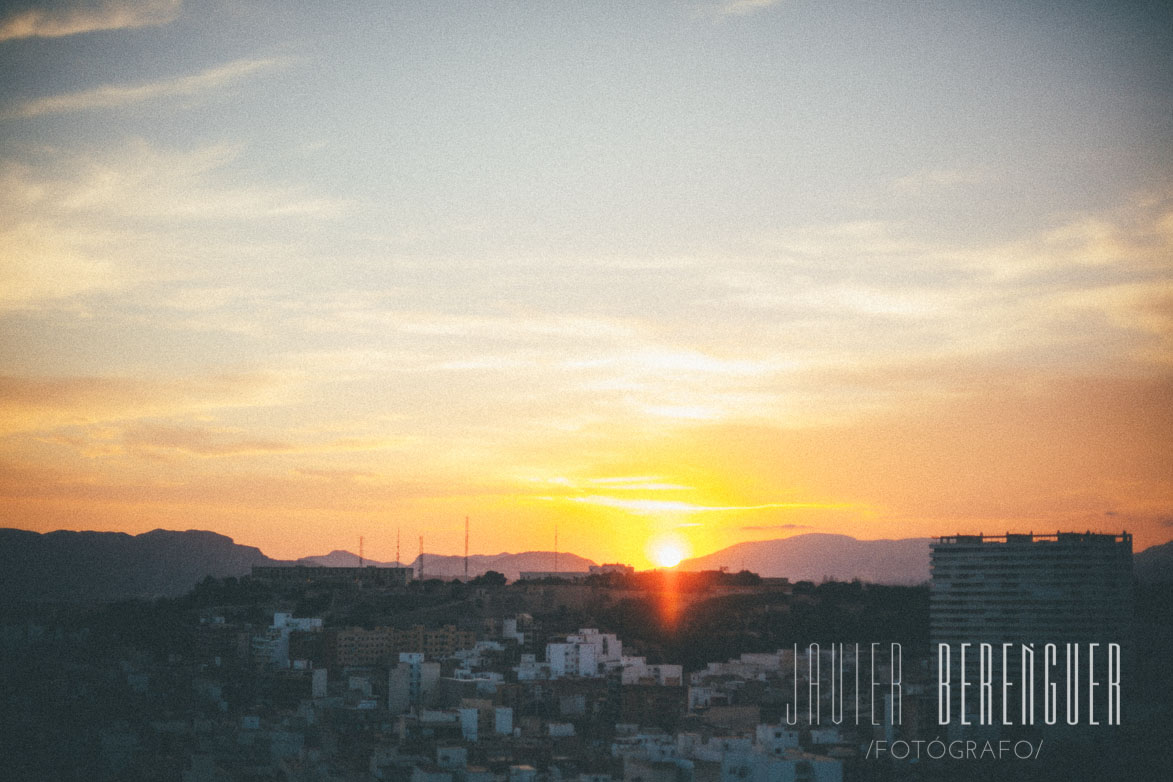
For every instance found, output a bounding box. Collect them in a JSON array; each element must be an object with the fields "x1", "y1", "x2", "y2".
[
  {"x1": 251, "y1": 565, "x2": 414, "y2": 586},
  {"x1": 929, "y1": 532, "x2": 1133, "y2": 648},
  {"x1": 327, "y1": 624, "x2": 477, "y2": 669}
]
